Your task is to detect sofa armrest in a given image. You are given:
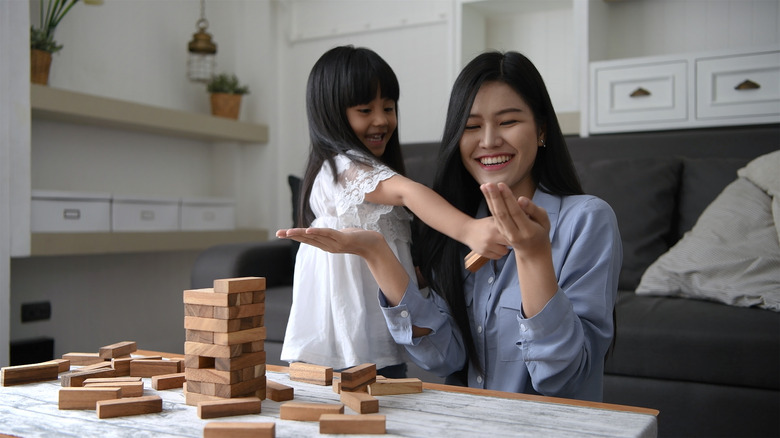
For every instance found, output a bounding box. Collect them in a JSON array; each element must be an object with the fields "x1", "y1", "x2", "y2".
[{"x1": 190, "y1": 239, "x2": 297, "y2": 289}]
